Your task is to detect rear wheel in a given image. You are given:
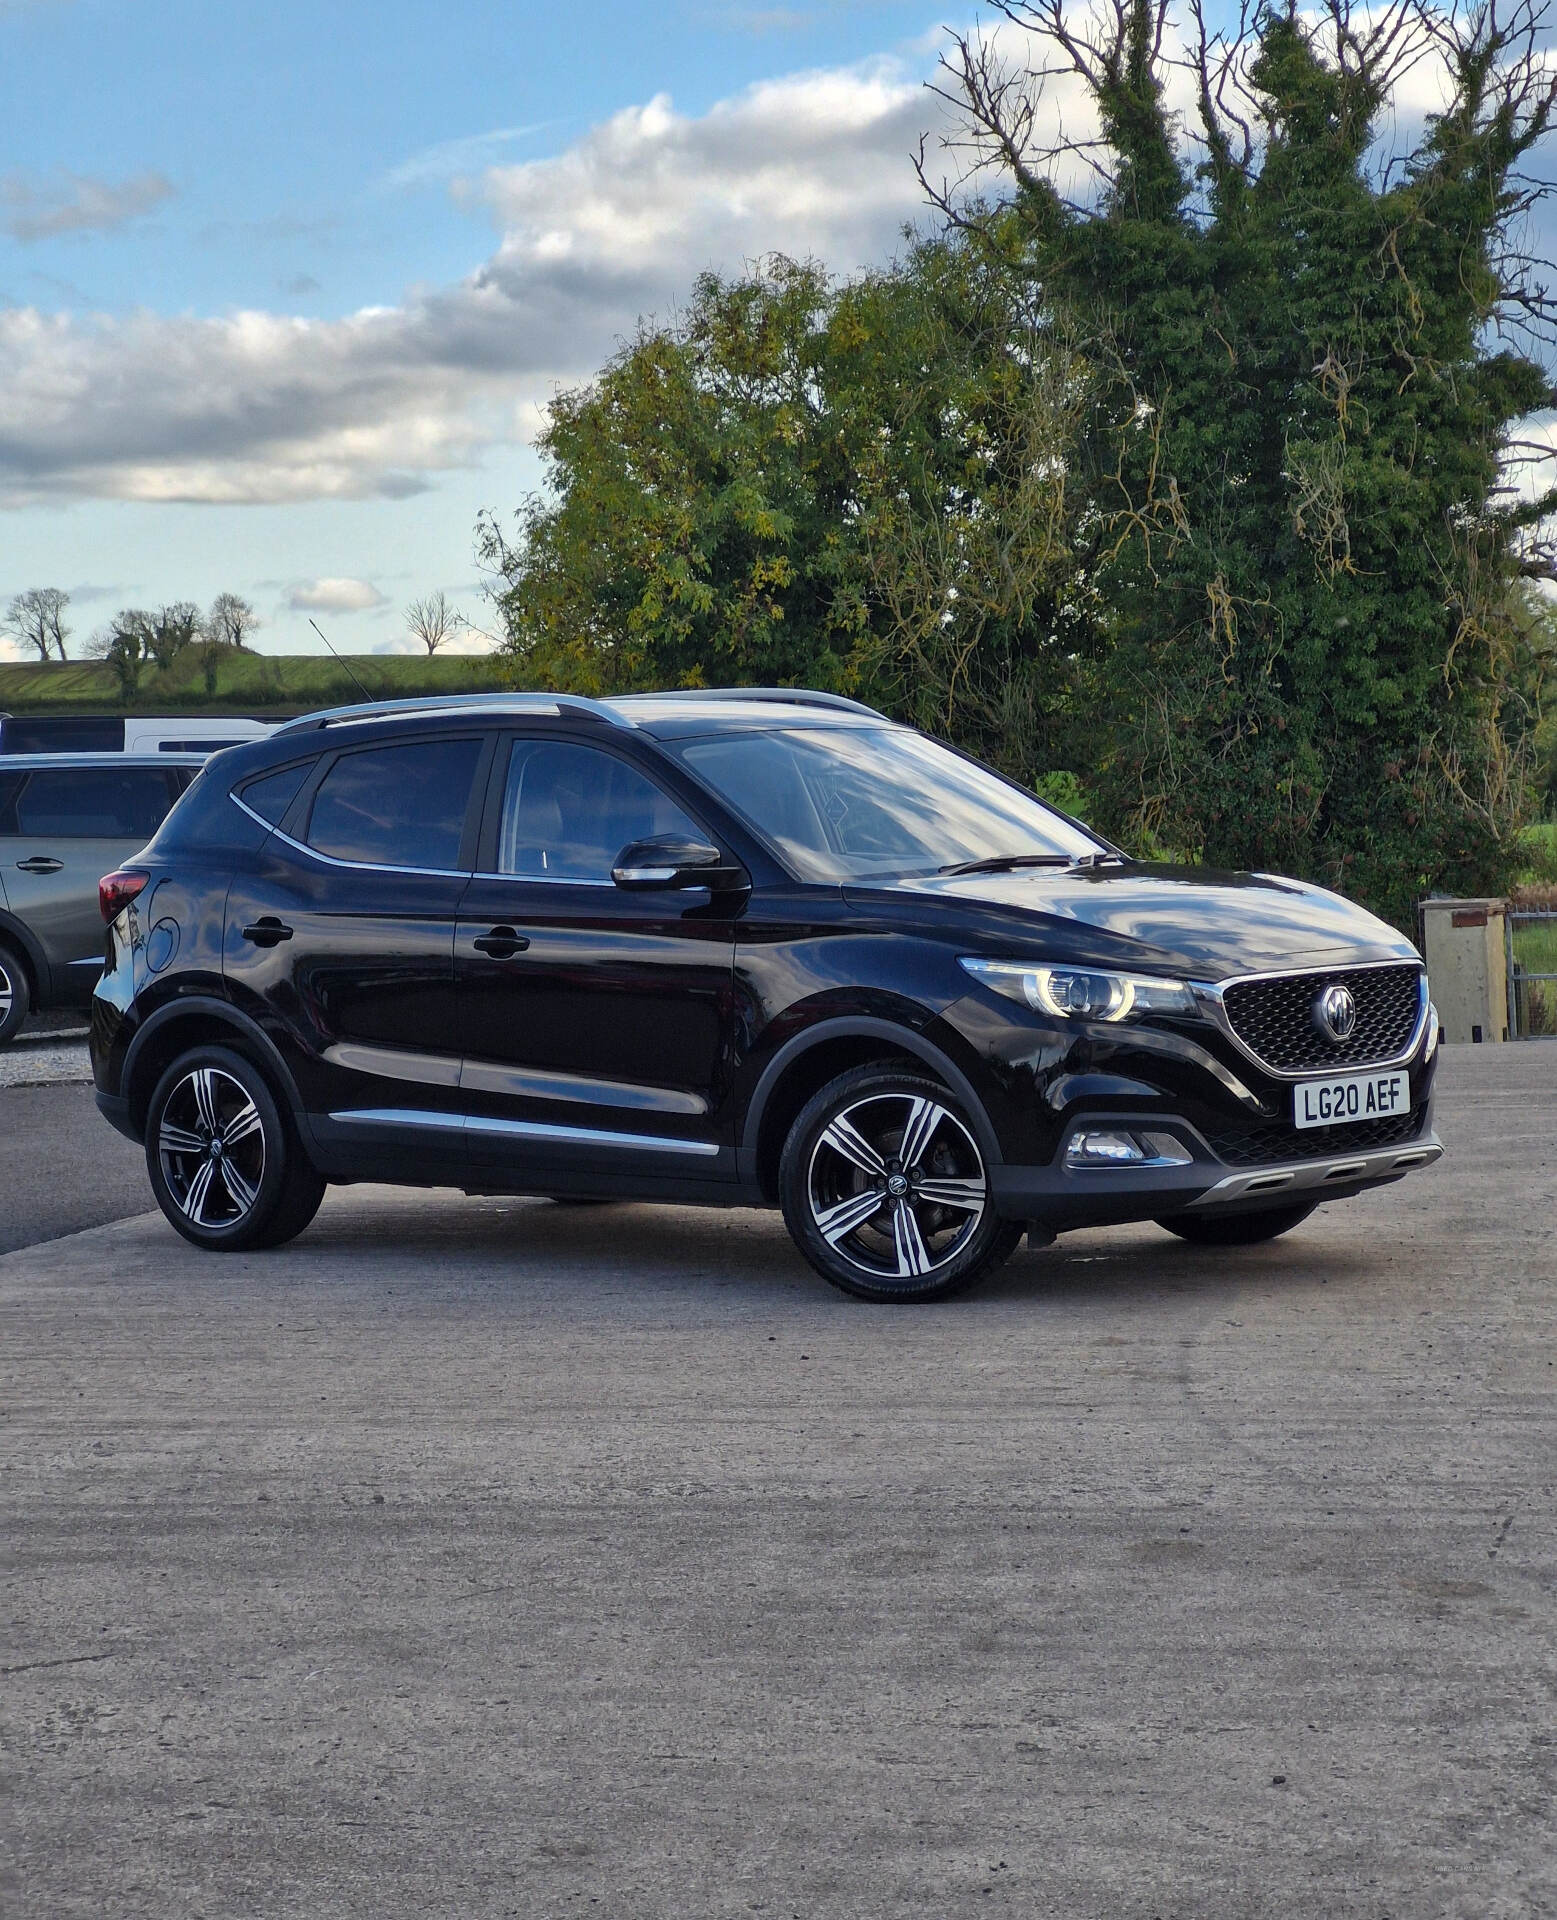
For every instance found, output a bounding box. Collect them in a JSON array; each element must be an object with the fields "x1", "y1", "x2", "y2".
[
  {"x1": 779, "y1": 1065, "x2": 1022, "y2": 1303},
  {"x1": 145, "y1": 1045, "x2": 326, "y2": 1251},
  {"x1": 1155, "y1": 1201, "x2": 1315, "y2": 1246},
  {"x1": 0, "y1": 944, "x2": 30, "y2": 1046}
]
